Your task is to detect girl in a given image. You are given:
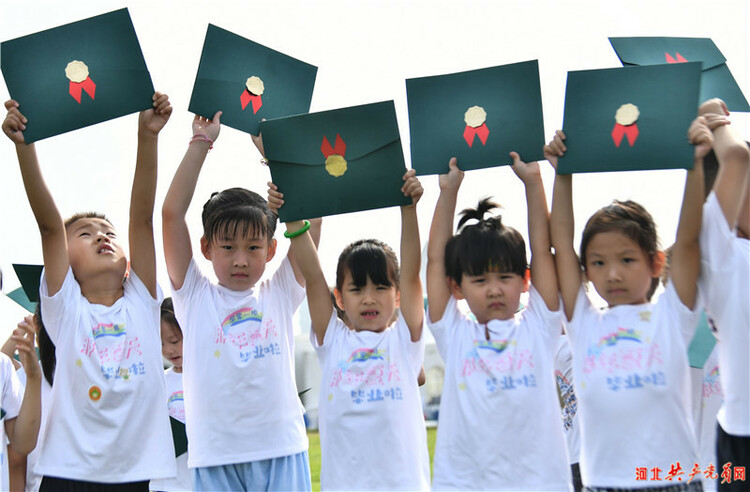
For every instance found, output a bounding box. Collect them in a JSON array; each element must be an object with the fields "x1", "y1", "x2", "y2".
[
  {"x1": 271, "y1": 170, "x2": 430, "y2": 491},
  {"x1": 150, "y1": 298, "x2": 192, "y2": 492},
  {"x1": 546, "y1": 115, "x2": 716, "y2": 491},
  {"x1": 426, "y1": 154, "x2": 571, "y2": 490}
]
